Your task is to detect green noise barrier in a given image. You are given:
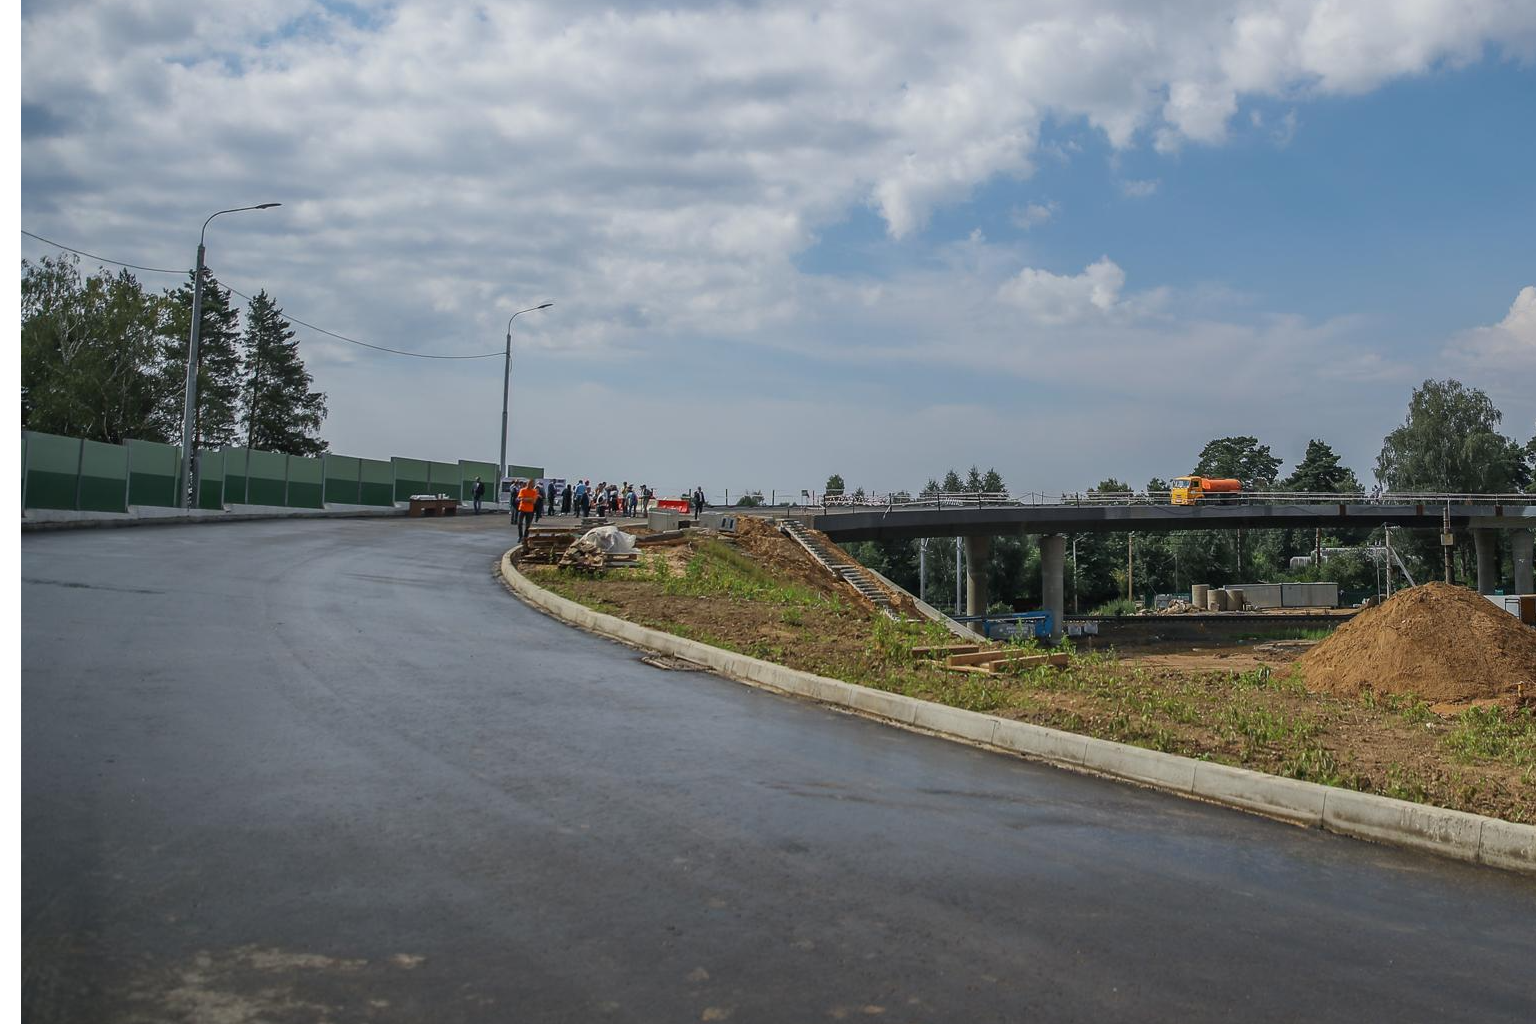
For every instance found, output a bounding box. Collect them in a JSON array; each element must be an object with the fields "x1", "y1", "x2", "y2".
[
  {"x1": 223, "y1": 448, "x2": 250, "y2": 505},
  {"x1": 24, "y1": 432, "x2": 83, "y2": 510},
  {"x1": 427, "y1": 460, "x2": 462, "y2": 501},
  {"x1": 246, "y1": 449, "x2": 289, "y2": 507},
  {"x1": 359, "y1": 458, "x2": 395, "y2": 506},
  {"x1": 392, "y1": 458, "x2": 430, "y2": 502},
  {"x1": 286, "y1": 456, "x2": 324, "y2": 509},
  {"x1": 79, "y1": 439, "x2": 129, "y2": 513},
  {"x1": 323, "y1": 455, "x2": 362, "y2": 505},
  {"x1": 196, "y1": 449, "x2": 226, "y2": 510},
  {"x1": 126, "y1": 439, "x2": 181, "y2": 507},
  {"x1": 460, "y1": 461, "x2": 497, "y2": 504}
]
